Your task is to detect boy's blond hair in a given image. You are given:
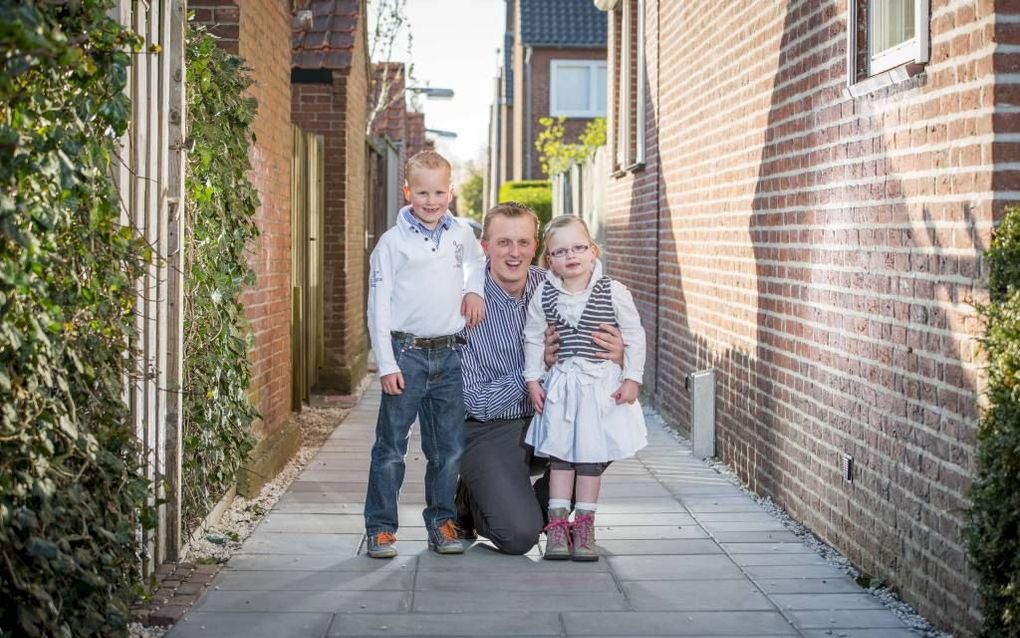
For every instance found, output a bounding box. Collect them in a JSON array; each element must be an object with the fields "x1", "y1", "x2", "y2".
[
  {"x1": 539, "y1": 215, "x2": 601, "y2": 269},
  {"x1": 404, "y1": 150, "x2": 452, "y2": 183},
  {"x1": 482, "y1": 201, "x2": 540, "y2": 241}
]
